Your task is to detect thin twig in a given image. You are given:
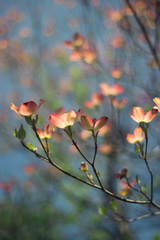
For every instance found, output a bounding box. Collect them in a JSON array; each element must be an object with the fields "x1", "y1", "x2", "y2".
[
  {"x1": 24, "y1": 131, "x2": 151, "y2": 205},
  {"x1": 122, "y1": 211, "x2": 160, "y2": 222},
  {"x1": 92, "y1": 130, "x2": 98, "y2": 165},
  {"x1": 126, "y1": 178, "x2": 150, "y2": 201},
  {"x1": 124, "y1": 0, "x2": 160, "y2": 69},
  {"x1": 155, "y1": 0, "x2": 160, "y2": 48},
  {"x1": 143, "y1": 129, "x2": 154, "y2": 201},
  {"x1": 72, "y1": 139, "x2": 91, "y2": 165},
  {"x1": 21, "y1": 141, "x2": 49, "y2": 162},
  {"x1": 20, "y1": 124, "x2": 157, "y2": 206}
]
